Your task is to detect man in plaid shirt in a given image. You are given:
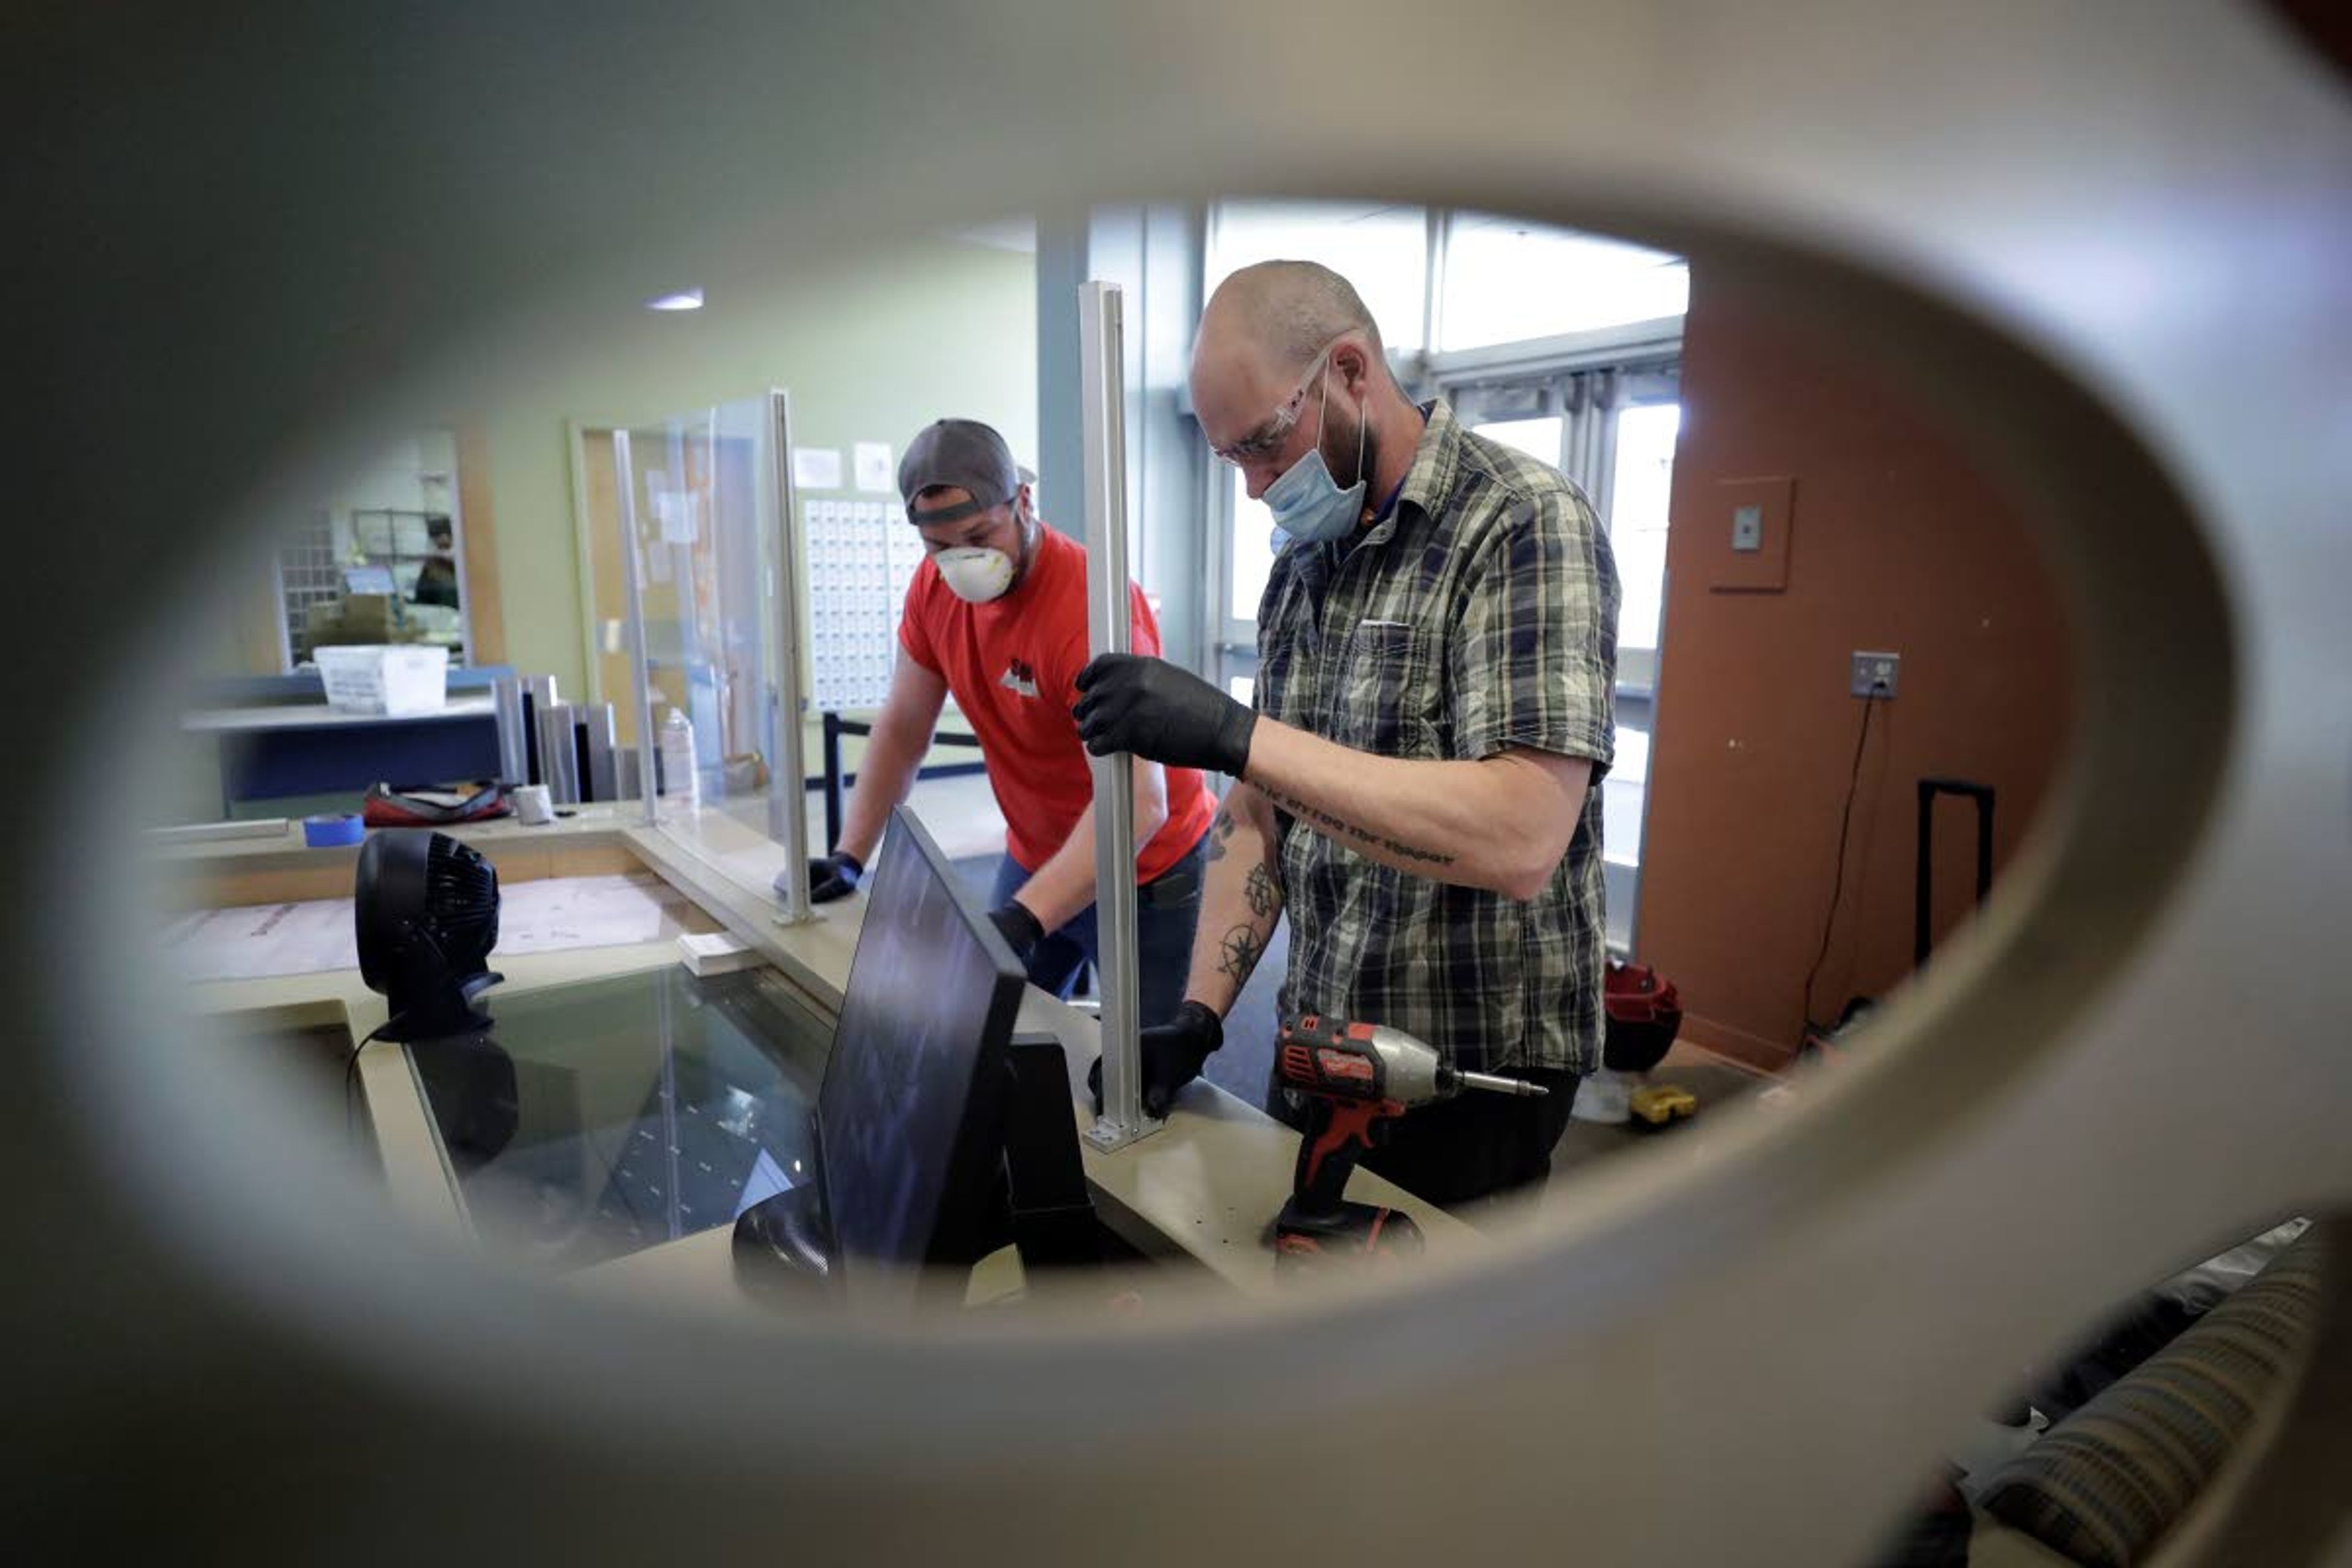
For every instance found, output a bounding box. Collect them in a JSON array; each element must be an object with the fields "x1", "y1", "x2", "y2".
[{"x1": 1076, "y1": 260, "x2": 1619, "y2": 1206}]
